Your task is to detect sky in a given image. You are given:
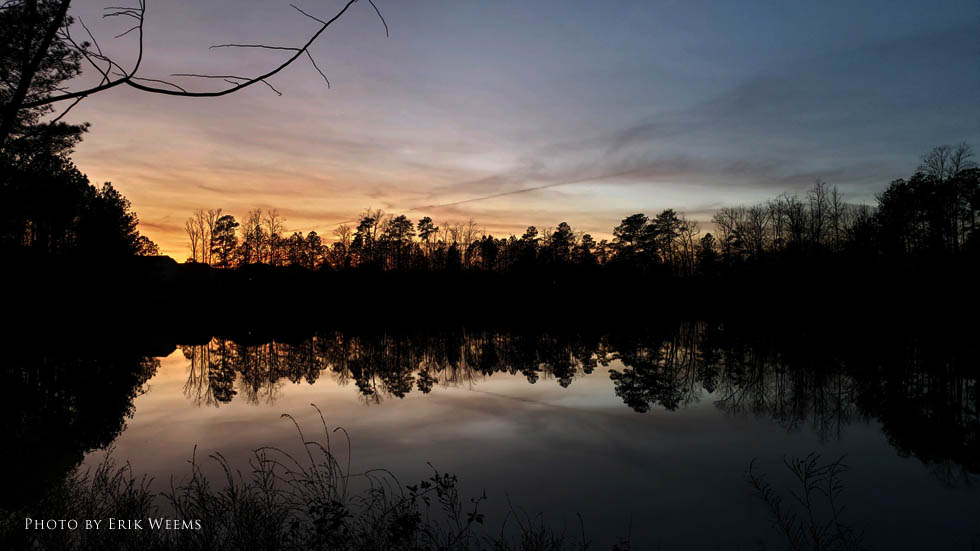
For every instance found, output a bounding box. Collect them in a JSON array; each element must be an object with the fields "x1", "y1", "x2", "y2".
[{"x1": 60, "y1": 0, "x2": 980, "y2": 259}]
